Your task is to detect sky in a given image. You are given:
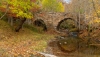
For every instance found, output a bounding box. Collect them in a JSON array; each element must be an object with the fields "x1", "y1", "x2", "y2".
[{"x1": 64, "y1": 0, "x2": 71, "y2": 3}]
